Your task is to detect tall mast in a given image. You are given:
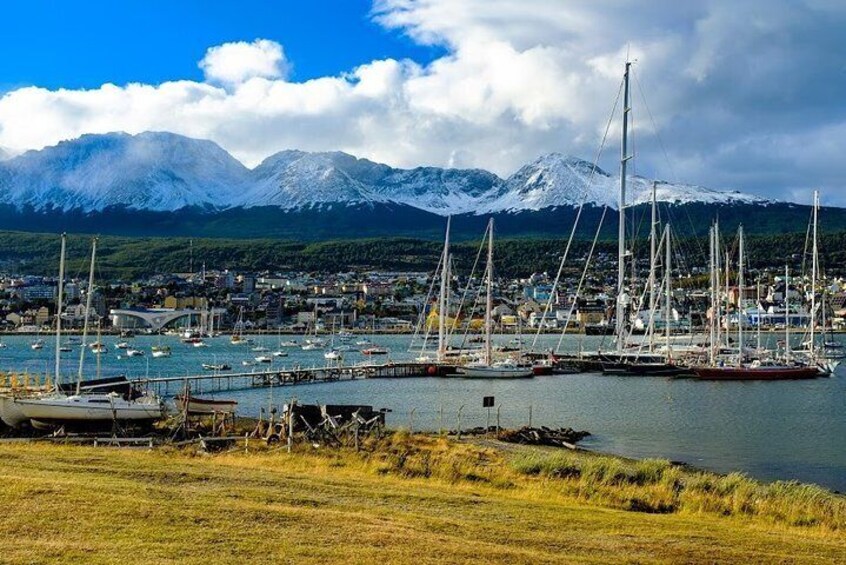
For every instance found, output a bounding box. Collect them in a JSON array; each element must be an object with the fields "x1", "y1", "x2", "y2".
[
  {"x1": 715, "y1": 220, "x2": 722, "y2": 349},
  {"x1": 616, "y1": 60, "x2": 632, "y2": 352},
  {"x1": 649, "y1": 181, "x2": 657, "y2": 353},
  {"x1": 437, "y1": 216, "x2": 451, "y2": 362},
  {"x1": 54, "y1": 233, "x2": 66, "y2": 388},
  {"x1": 76, "y1": 238, "x2": 98, "y2": 394},
  {"x1": 664, "y1": 224, "x2": 672, "y2": 360},
  {"x1": 725, "y1": 250, "x2": 730, "y2": 348},
  {"x1": 785, "y1": 265, "x2": 791, "y2": 360},
  {"x1": 738, "y1": 226, "x2": 745, "y2": 365},
  {"x1": 756, "y1": 279, "x2": 762, "y2": 354},
  {"x1": 485, "y1": 219, "x2": 494, "y2": 366},
  {"x1": 709, "y1": 224, "x2": 716, "y2": 365},
  {"x1": 810, "y1": 190, "x2": 819, "y2": 361}
]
